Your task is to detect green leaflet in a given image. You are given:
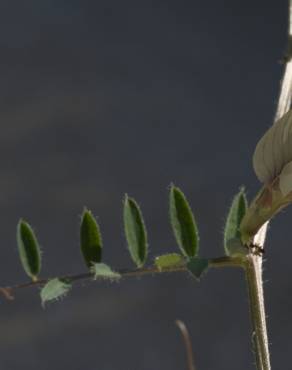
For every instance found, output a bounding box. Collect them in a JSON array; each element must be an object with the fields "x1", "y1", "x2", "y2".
[
  {"x1": 80, "y1": 208, "x2": 103, "y2": 268},
  {"x1": 187, "y1": 258, "x2": 209, "y2": 281},
  {"x1": 40, "y1": 278, "x2": 72, "y2": 307},
  {"x1": 91, "y1": 263, "x2": 121, "y2": 280},
  {"x1": 224, "y1": 188, "x2": 247, "y2": 256},
  {"x1": 123, "y1": 195, "x2": 148, "y2": 268},
  {"x1": 155, "y1": 253, "x2": 184, "y2": 271},
  {"x1": 225, "y1": 238, "x2": 248, "y2": 257},
  {"x1": 169, "y1": 185, "x2": 199, "y2": 258},
  {"x1": 16, "y1": 220, "x2": 41, "y2": 280}
]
